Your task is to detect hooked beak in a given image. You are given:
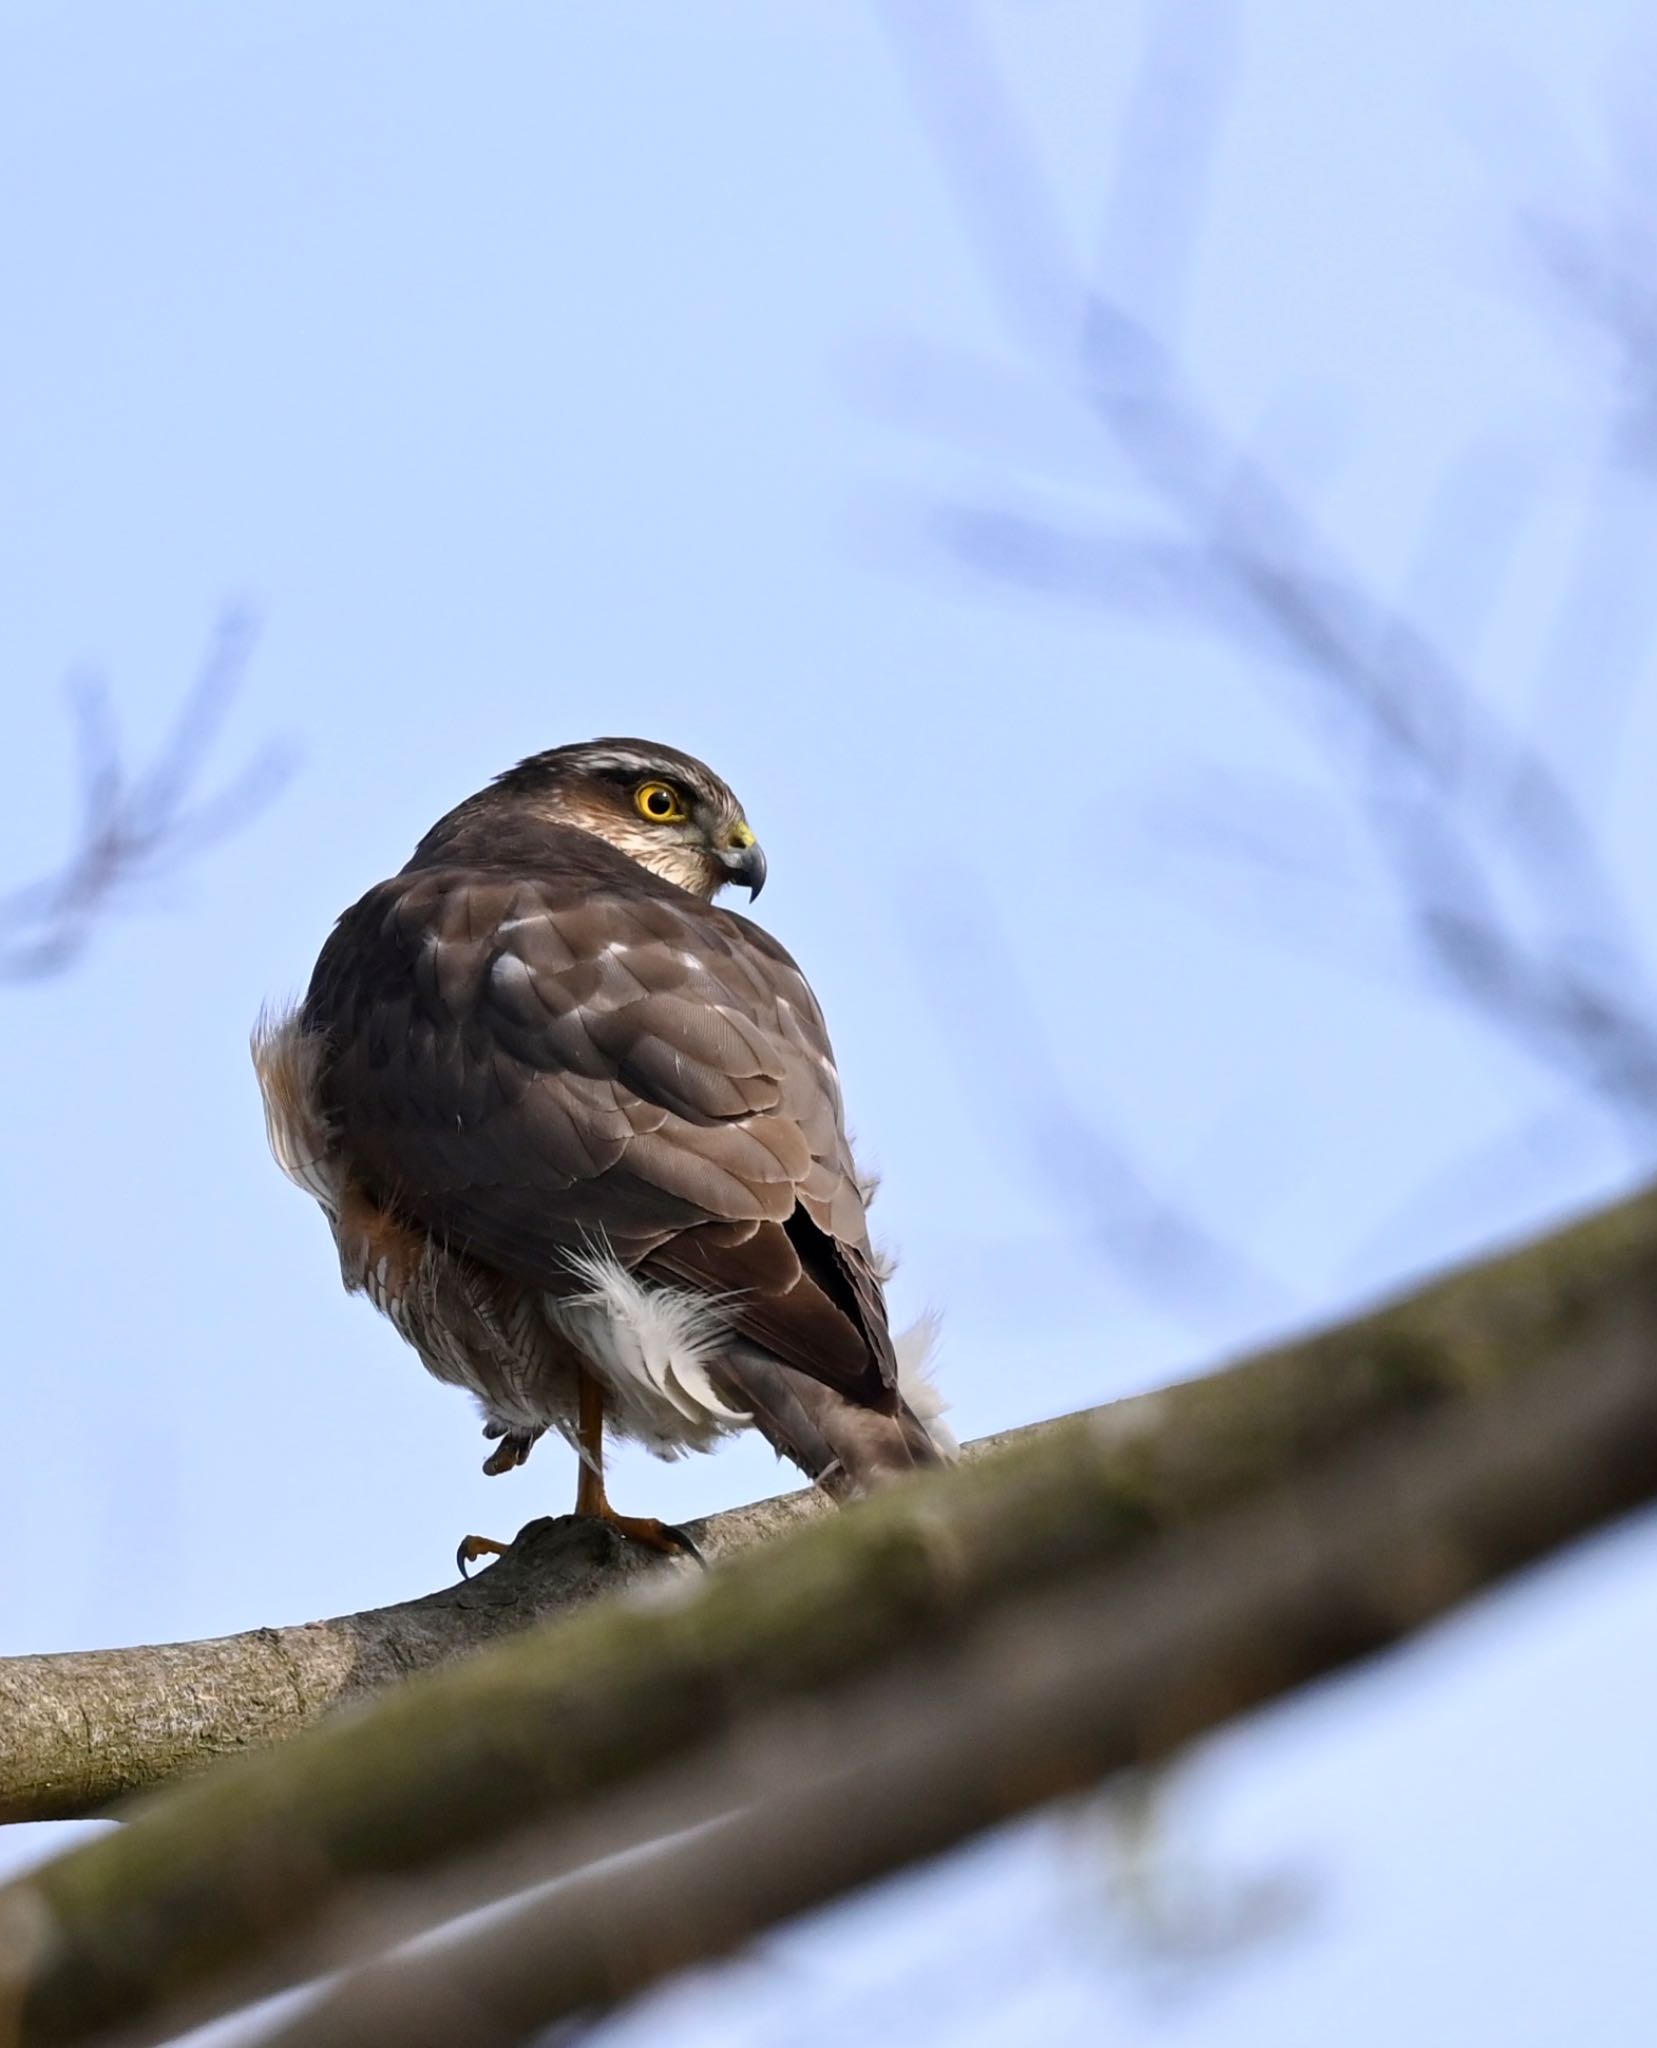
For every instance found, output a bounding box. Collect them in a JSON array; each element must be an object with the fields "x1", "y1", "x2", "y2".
[{"x1": 717, "y1": 825, "x2": 767, "y2": 899}]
